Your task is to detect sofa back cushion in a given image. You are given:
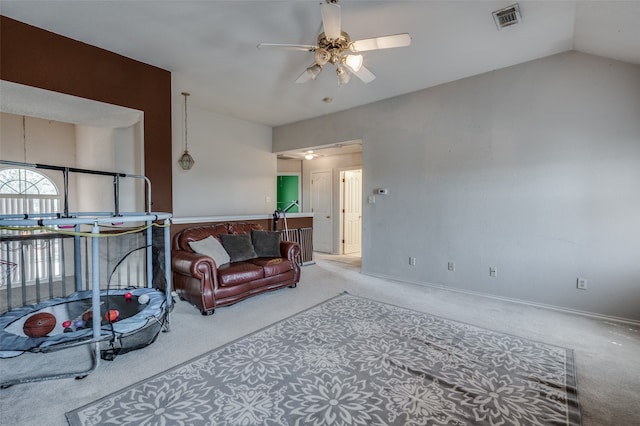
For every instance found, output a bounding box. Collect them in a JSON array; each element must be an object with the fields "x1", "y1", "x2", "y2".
[
  {"x1": 229, "y1": 222, "x2": 263, "y2": 235},
  {"x1": 175, "y1": 223, "x2": 229, "y2": 252}
]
